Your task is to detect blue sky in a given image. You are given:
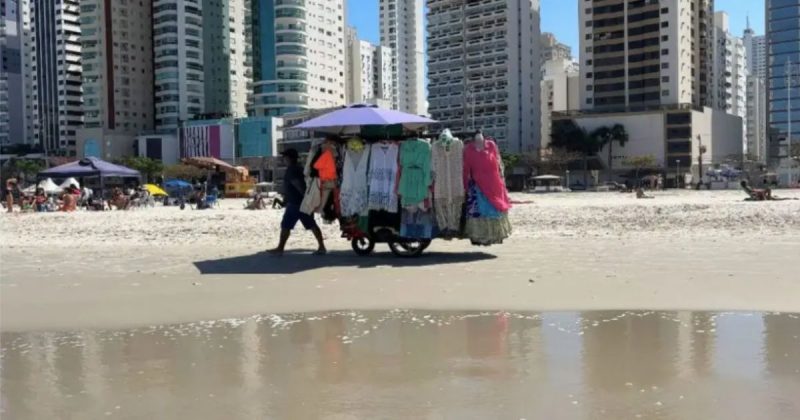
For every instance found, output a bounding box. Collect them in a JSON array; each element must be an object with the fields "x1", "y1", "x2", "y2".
[{"x1": 347, "y1": 0, "x2": 766, "y2": 52}]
